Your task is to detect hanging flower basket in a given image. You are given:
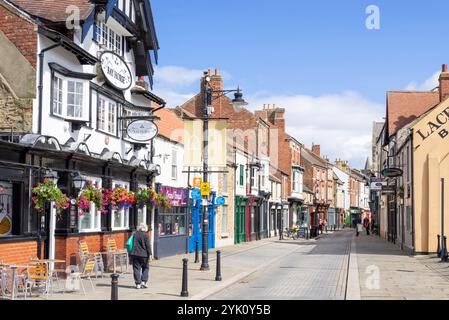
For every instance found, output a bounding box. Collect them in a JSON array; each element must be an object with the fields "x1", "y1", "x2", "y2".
[
  {"x1": 136, "y1": 187, "x2": 157, "y2": 209},
  {"x1": 76, "y1": 181, "x2": 103, "y2": 216},
  {"x1": 103, "y1": 187, "x2": 136, "y2": 210},
  {"x1": 155, "y1": 193, "x2": 171, "y2": 210},
  {"x1": 32, "y1": 179, "x2": 70, "y2": 215}
]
